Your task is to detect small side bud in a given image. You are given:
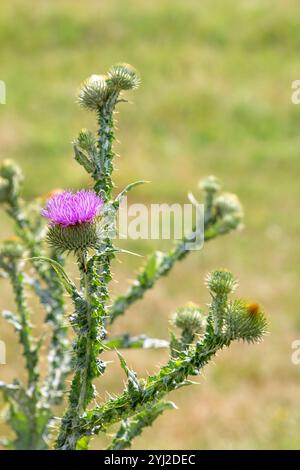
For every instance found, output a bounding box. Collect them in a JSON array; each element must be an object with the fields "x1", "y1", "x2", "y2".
[
  {"x1": 77, "y1": 74, "x2": 109, "y2": 111},
  {"x1": 206, "y1": 269, "x2": 238, "y2": 295},
  {"x1": 76, "y1": 129, "x2": 97, "y2": 152},
  {"x1": 107, "y1": 63, "x2": 140, "y2": 91},
  {"x1": 173, "y1": 304, "x2": 204, "y2": 334}
]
